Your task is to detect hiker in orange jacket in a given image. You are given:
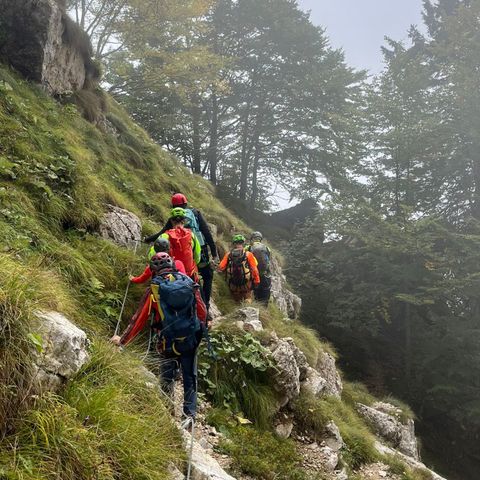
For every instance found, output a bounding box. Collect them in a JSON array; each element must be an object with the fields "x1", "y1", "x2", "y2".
[{"x1": 218, "y1": 234, "x2": 260, "y2": 303}]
